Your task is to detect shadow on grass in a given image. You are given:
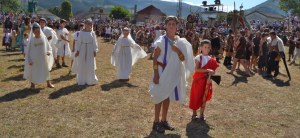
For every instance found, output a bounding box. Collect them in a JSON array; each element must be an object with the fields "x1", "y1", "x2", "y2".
[
  {"x1": 229, "y1": 73, "x2": 248, "y2": 86},
  {"x1": 292, "y1": 63, "x2": 300, "y2": 66},
  {"x1": 101, "y1": 80, "x2": 138, "y2": 91},
  {"x1": 7, "y1": 64, "x2": 23, "y2": 69},
  {"x1": 48, "y1": 84, "x2": 87, "y2": 99},
  {"x1": 186, "y1": 120, "x2": 211, "y2": 138},
  {"x1": 224, "y1": 65, "x2": 232, "y2": 70},
  {"x1": 145, "y1": 130, "x2": 180, "y2": 138},
  {"x1": 1, "y1": 74, "x2": 24, "y2": 82},
  {"x1": 1, "y1": 52, "x2": 22, "y2": 56},
  {"x1": 0, "y1": 88, "x2": 41, "y2": 103},
  {"x1": 52, "y1": 73, "x2": 76, "y2": 84},
  {"x1": 8, "y1": 58, "x2": 24, "y2": 62},
  {"x1": 263, "y1": 77, "x2": 290, "y2": 87}
]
